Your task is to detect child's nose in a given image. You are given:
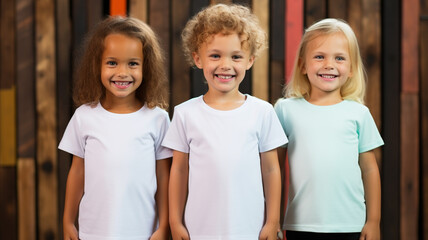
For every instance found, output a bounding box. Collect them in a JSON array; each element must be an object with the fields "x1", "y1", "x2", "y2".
[
  {"x1": 219, "y1": 58, "x2": 232, "y2": 70},
  {"x1": 117, "y1": 64, "x2": 128, "y2": 77},
  {"x1": 323, "y1": 58, "x2": 334, "y2": 69}
]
